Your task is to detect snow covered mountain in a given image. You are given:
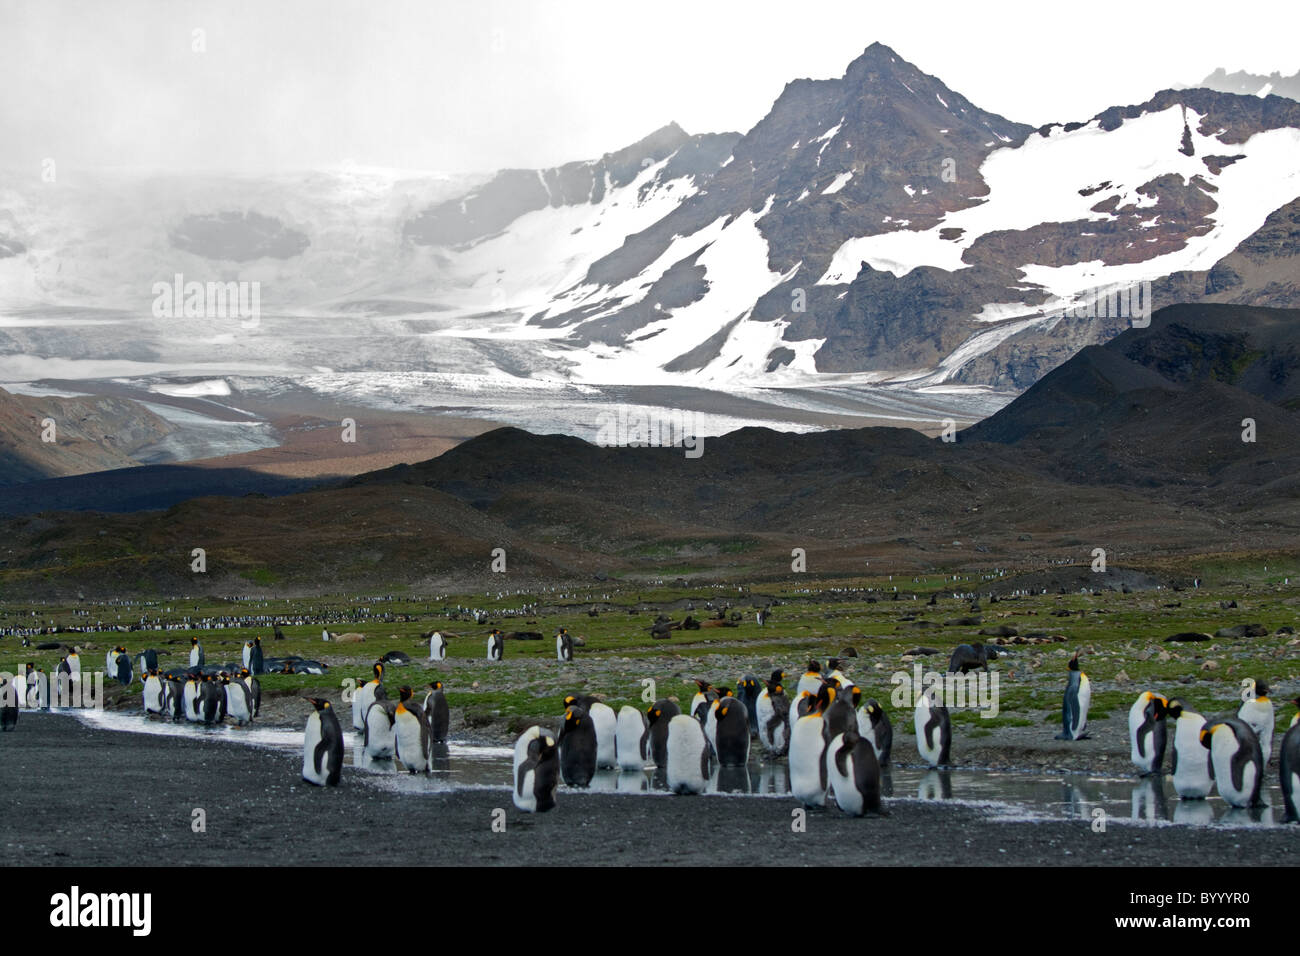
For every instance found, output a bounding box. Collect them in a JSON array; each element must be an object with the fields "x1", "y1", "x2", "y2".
[{"x1": 2, "y1": 43, "x2": 1299, "y2": 399}]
